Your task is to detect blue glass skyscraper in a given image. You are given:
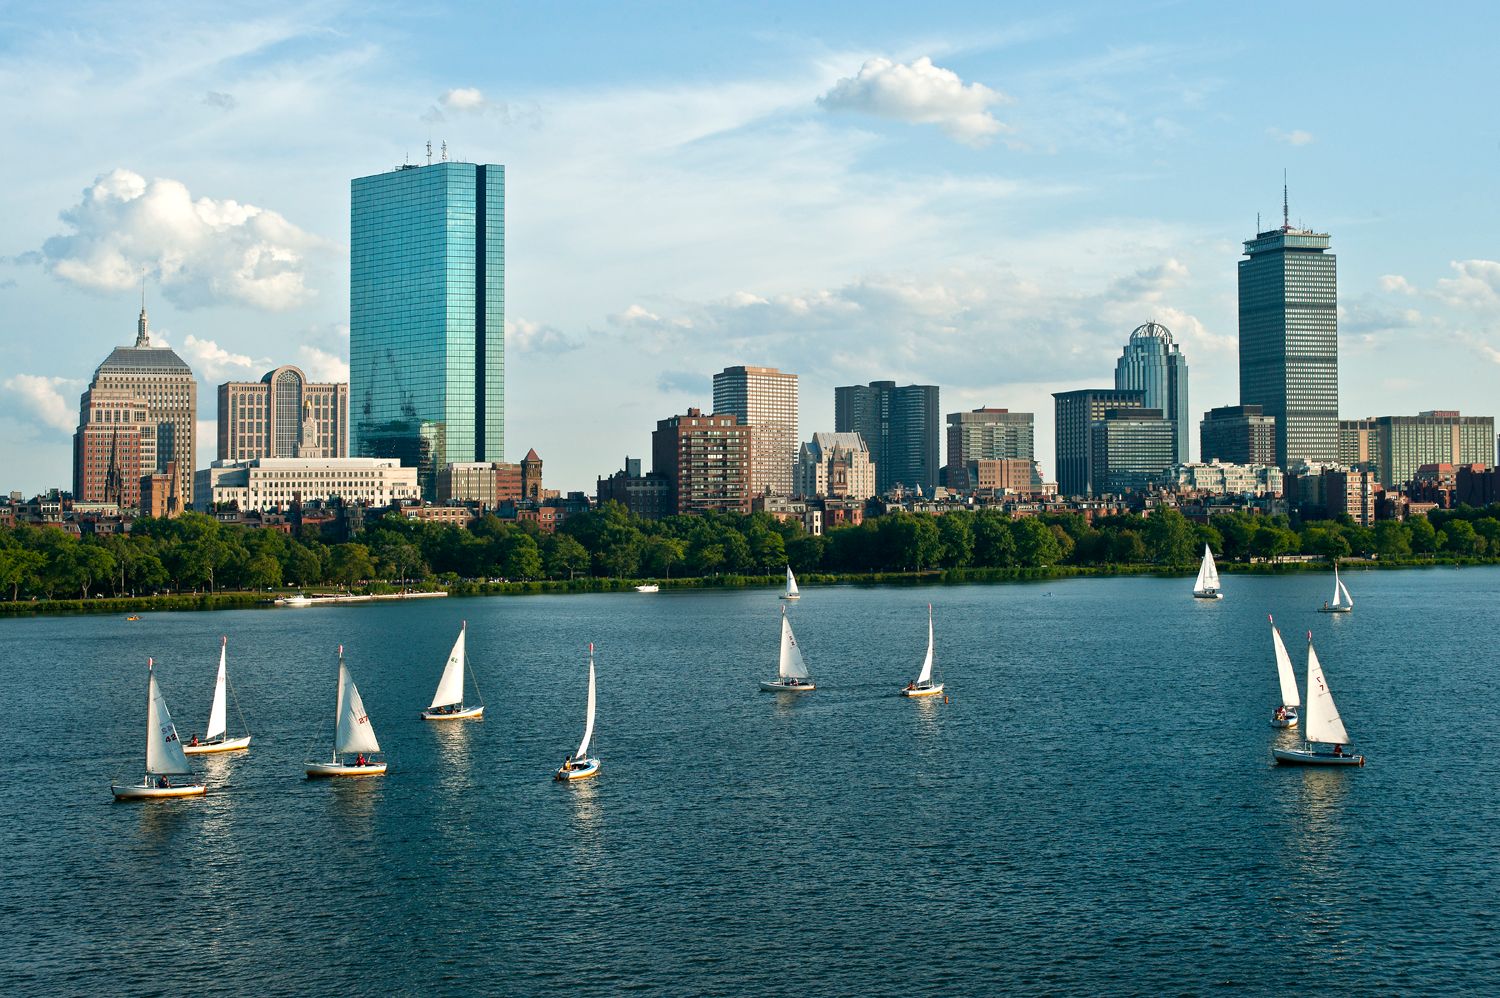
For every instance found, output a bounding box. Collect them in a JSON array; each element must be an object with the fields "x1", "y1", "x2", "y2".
[
  {"x1": 350, "y1": 160, "x2": 504, "y2": 496},
  {"x1": 1114, "y1": 321, "x2": 1189, "y2": 463}
]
